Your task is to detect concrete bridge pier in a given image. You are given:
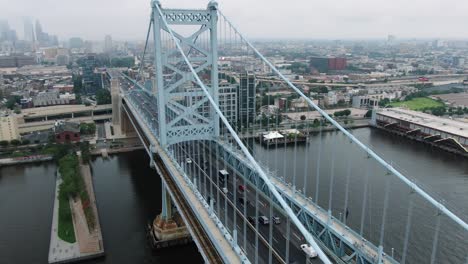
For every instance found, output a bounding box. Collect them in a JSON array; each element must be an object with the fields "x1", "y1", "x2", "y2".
[{"x1": 149, "y1": 179, "x2": 191, "y2": 249}]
